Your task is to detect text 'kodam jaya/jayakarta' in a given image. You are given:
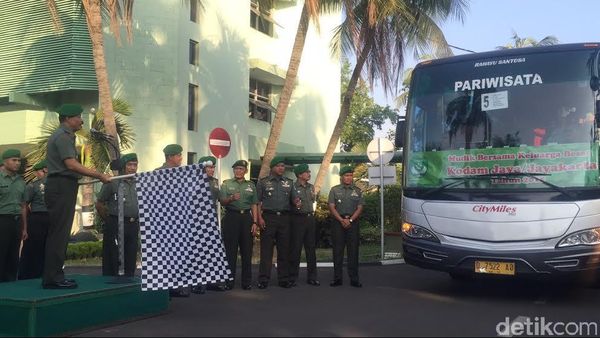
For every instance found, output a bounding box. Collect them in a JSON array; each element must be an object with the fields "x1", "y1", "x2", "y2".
[
  {"x1": 446, "y1": 162, "x2": 598, "y2": 176},
  {"x1": 454, "y1": 73, "x2": 543, "y2": 92}
]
